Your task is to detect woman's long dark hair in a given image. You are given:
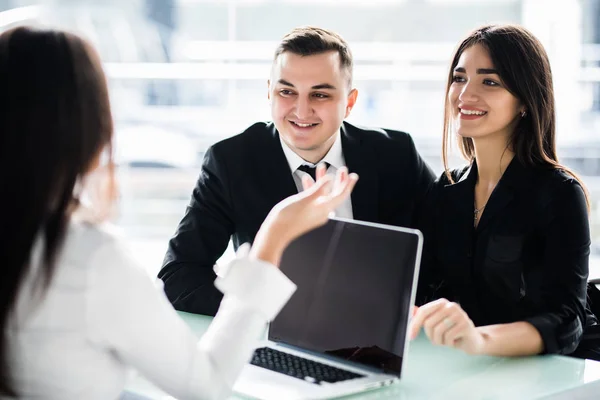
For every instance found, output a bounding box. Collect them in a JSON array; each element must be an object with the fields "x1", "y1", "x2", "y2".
[
  {"x1": 0, "y1": 26, "x2": 114, "y2": 395},
  {"x1": 442, "y1": 24, "x2": 590, "y2": 209}
]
